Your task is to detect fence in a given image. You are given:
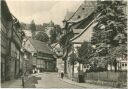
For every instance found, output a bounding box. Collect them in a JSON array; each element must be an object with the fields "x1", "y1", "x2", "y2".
[{"x1": 84, "y1": 71, "x2": 127, "y2": 87}]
